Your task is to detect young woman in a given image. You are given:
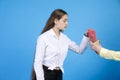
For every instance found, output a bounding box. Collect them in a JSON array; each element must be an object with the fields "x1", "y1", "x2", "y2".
[{"x1": 32, "y1": 9, "x2": 89, "y2": 80}]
